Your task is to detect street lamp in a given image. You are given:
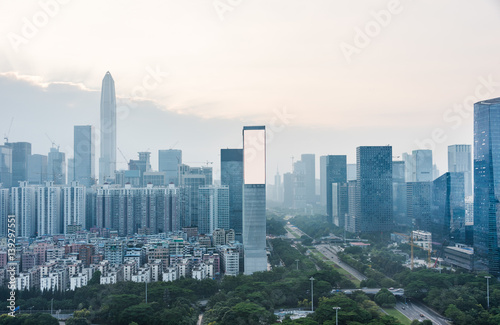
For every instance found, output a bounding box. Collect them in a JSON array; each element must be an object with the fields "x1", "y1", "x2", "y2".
[
  {"x1": 310, "y1": 277, "x2": 315, "y2": 312},
  {"x1": 333, "y1": 307, "x2": 341, "y2": 325},
  {"x1": 485, "y1": 276, "x2": 491, "y2": 309},
  {"x1": 295, "y1": 259, "x2": 299, "y2": 270}
]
